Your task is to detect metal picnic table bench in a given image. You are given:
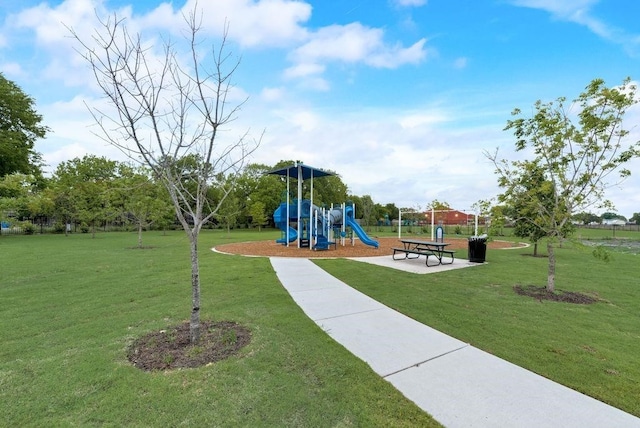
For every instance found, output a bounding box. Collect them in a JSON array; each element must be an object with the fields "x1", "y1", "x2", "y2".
[{"x1": 392, "y1": 239, "x2": 455, "y2": 267}]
